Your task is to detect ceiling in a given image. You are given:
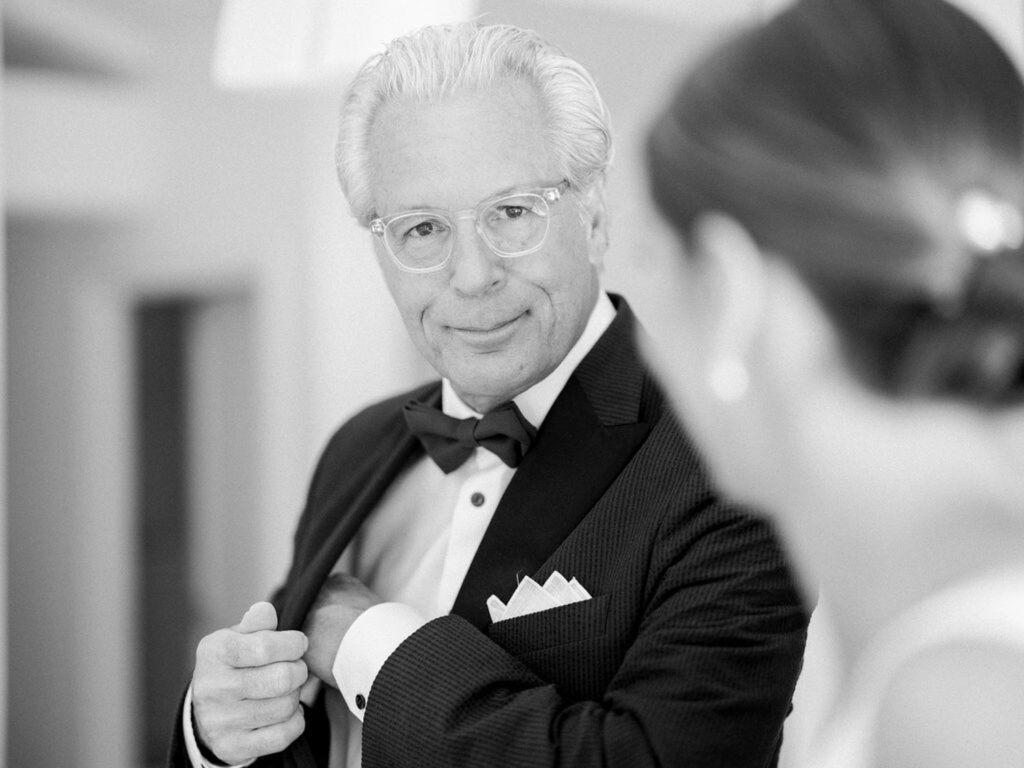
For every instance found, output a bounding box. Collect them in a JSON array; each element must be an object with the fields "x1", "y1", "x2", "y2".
[{"x1": 3, "y1": 0, "x2": 786, "y2": 81}]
